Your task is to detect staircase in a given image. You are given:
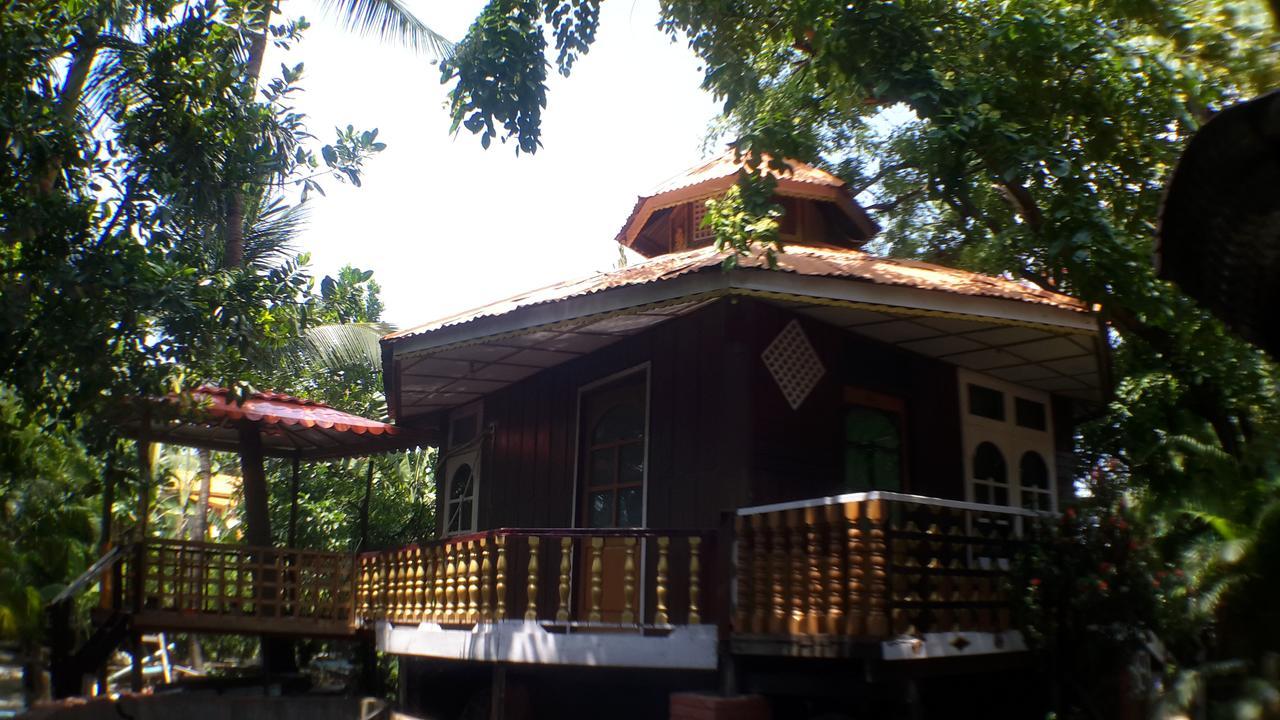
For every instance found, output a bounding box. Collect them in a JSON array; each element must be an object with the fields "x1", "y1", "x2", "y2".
[{"x1": 48, "y1": 545, "x2": 130, "y2": 698}]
